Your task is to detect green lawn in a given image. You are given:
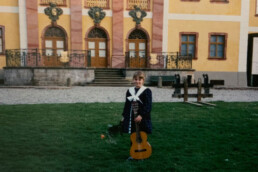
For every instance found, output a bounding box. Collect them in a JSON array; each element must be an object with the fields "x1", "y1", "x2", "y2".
[{"x1": 0, "y1": 102, "x2": 257, "y2": 172}]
